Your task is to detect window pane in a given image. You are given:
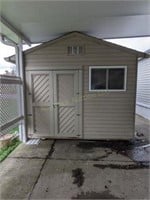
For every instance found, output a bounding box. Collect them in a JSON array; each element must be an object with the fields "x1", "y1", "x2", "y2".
[
  {"x1": 108, "y1": 68, "x2": 125, "y2": 89},
  {"x1": 91, "y1": 68, "x2": 106, "y2": 90}
]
